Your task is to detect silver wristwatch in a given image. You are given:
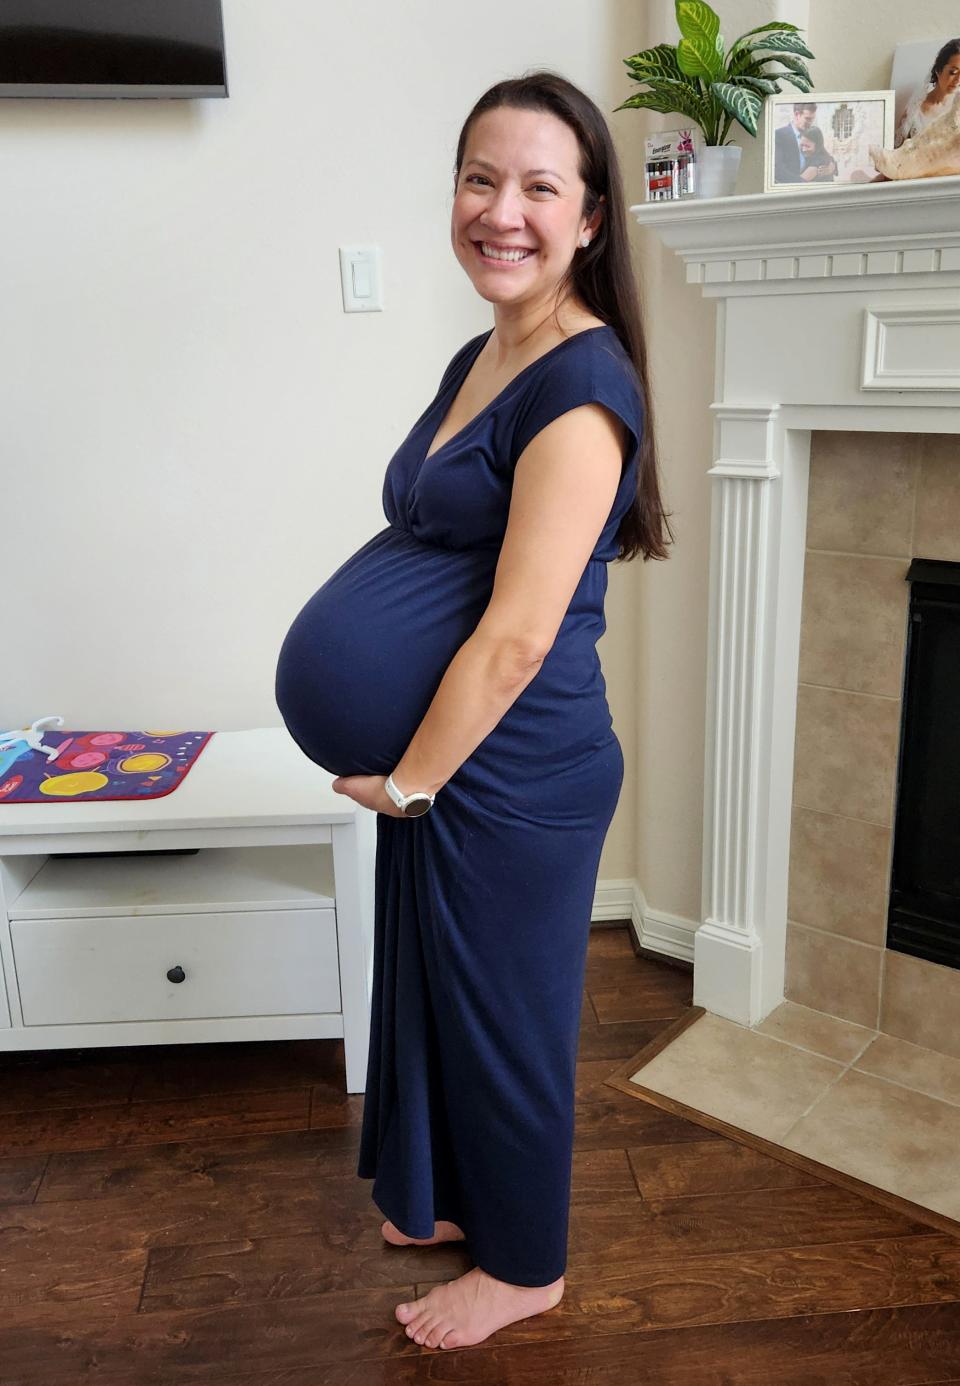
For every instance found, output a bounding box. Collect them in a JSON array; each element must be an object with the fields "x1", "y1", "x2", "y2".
[{"x1": 385, "y1": 771, "x2": 435, "y2": 817}]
